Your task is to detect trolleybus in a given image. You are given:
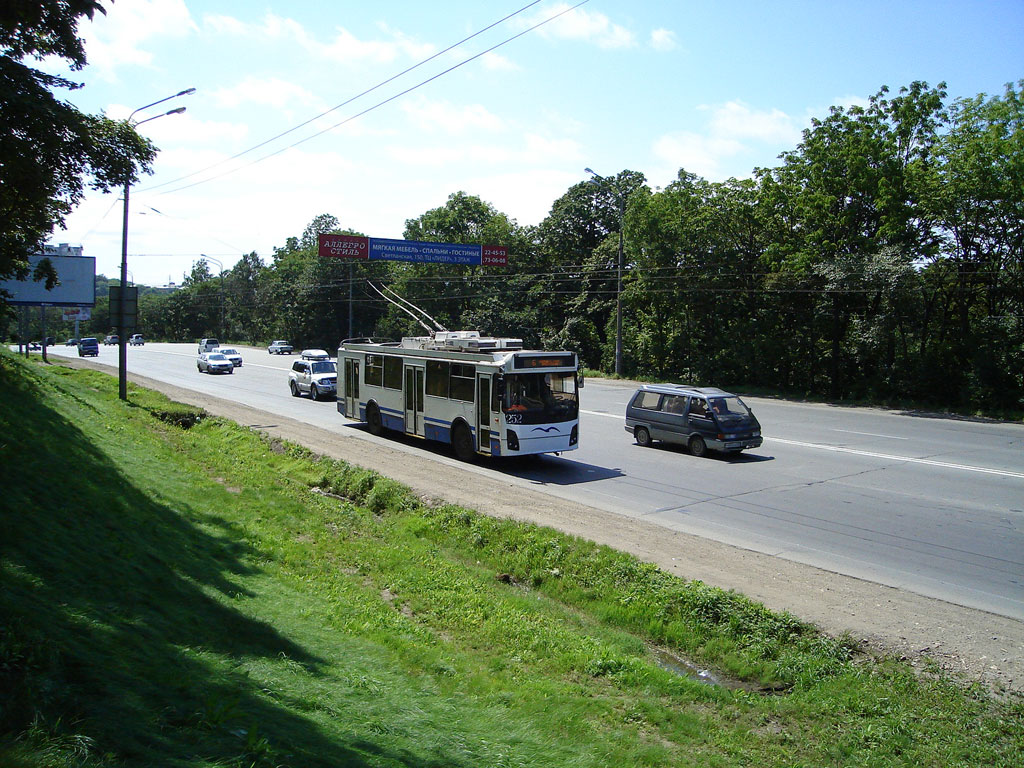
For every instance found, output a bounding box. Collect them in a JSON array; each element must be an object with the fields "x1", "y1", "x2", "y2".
[{"x1": 338, "y1": 330, "x2": 581, "y2": 460}]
